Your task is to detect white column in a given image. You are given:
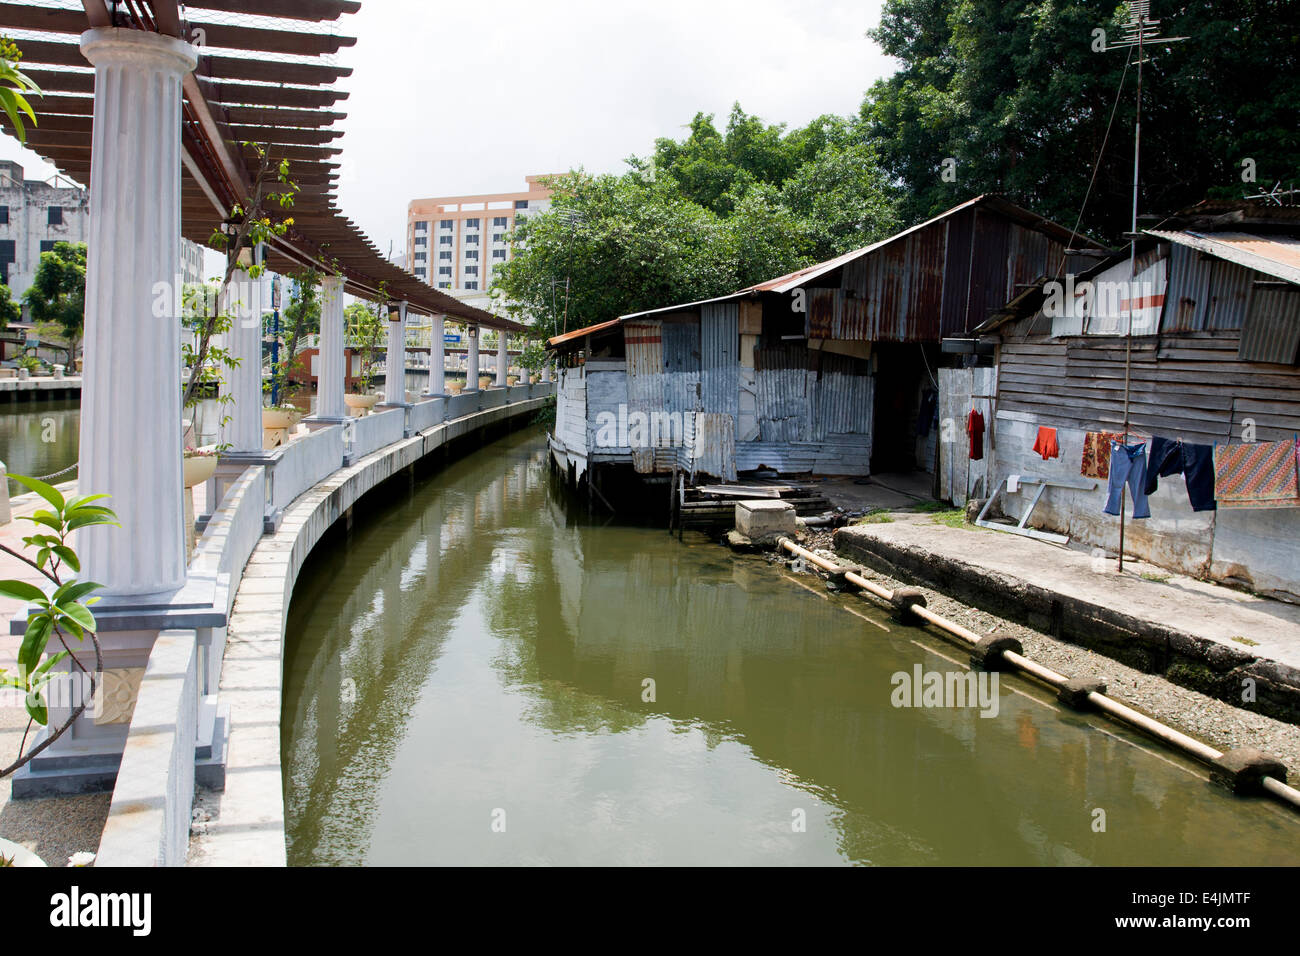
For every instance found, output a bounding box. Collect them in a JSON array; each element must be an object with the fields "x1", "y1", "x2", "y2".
[
  {"x1": 428, "y1": 315, "x2": 446, "y2": 395},
  {"x1": 316, "y1": 275, "x2": 345, "y2": 419},
  {"x1": 78, "y1": 28, "x2": 197, "y2": 596},
  {"x1": 384, "y1": 300, "x2": 407, "y2": 405},
  {"x1": 219, "y1": 244, "x2": 264, "y2": 452},
  {"x1": 542, "y1": 357, "x2": 552, "y2": 383},
  {"x1": 466, "y1": 325, "x2": 479, "y2": 391},
  {"x1": 496, "y1": 331, "x2": 508, "y2": 386}
]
